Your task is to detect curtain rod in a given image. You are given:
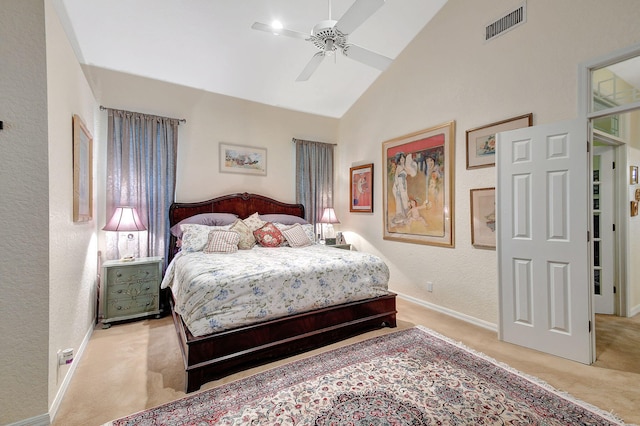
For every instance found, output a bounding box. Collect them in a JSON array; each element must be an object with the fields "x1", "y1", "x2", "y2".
[
  {"x1": 100, "y1": 105, "x2": 186, "y2": 124},
  {"x1": 292, "y1": 138, "x2": 337, "y2": 146}
]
